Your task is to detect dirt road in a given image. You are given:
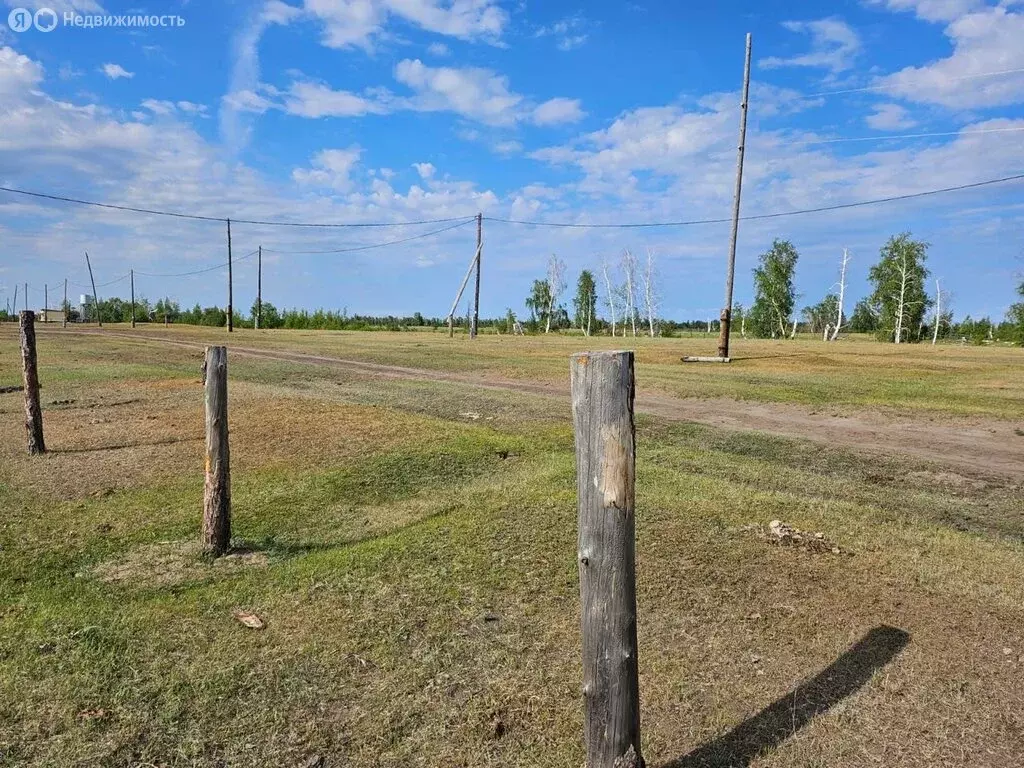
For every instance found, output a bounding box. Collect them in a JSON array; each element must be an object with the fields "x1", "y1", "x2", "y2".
[{"x1": 59, "y1": 330, "x2": 1024, "y2": 482}]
